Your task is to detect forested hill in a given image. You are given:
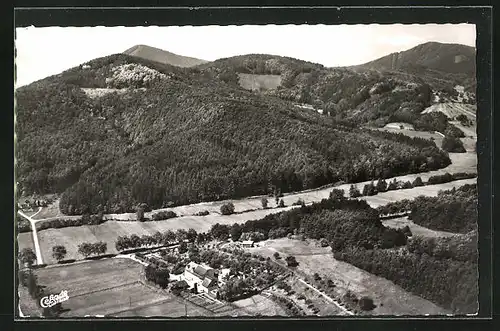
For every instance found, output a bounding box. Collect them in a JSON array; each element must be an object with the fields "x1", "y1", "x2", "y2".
[
  {"x1": 196, "y1": 51, "x2": 473, "y2": 128},
  {"x1": 16, "y1": 53, "x2": 450, "y2": 215},
  {"x1": 123, "y1": 44, "x2": 208, "y2": 68}
]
